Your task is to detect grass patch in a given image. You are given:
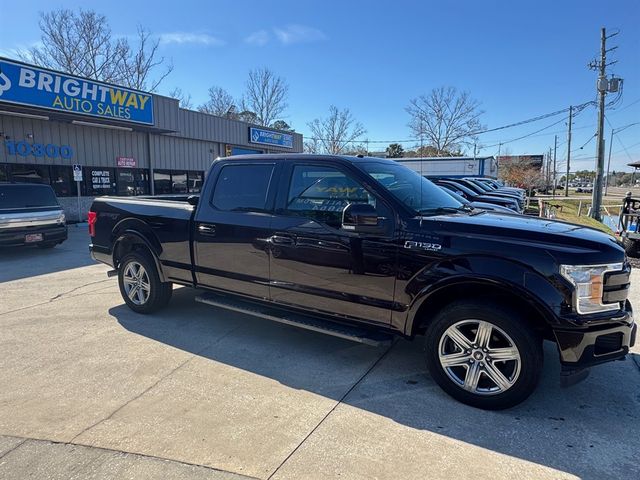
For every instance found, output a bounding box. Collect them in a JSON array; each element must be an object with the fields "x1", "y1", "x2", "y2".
[{"x1": 536, "y1": 199, "x2": 616, "y2": 234}]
